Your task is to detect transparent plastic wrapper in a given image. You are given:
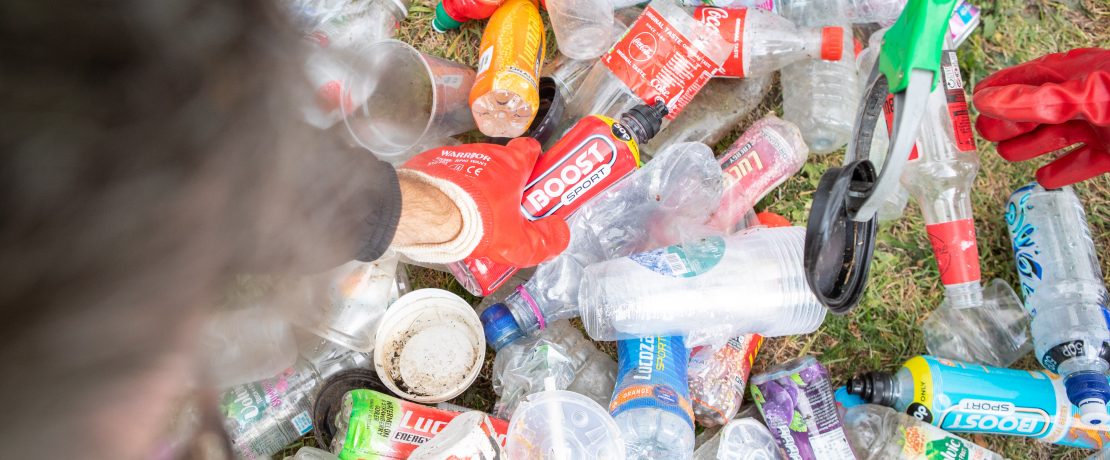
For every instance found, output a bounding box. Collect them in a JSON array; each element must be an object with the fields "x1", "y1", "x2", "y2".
[
  {"x1": 579, "y1": 226, "x2": 826, "y2": 341},
  {"x1": 645, "y1": 75, "x2": 773, "y2": 159},
  {"x1": 708, "y1": 114, "x2": 808, "y2": 233},
  {"x1": 340, "y1": 40, "x2": 477, "y2": 163},
  {"x1": 612, "y1": 336, "x2": 695, "y2": 459},
  {"x1": 692, "y1": 7, "x2": 846, "y2": 78},
  {"x1": 750, "y1": 356, "x2": 854, "y2": 460},
  {"x1": 506, "y1": 388, "x2": 625, "y2": 459},
  {"x1": 694, "y1": 417, "x2": 786, "y2": 460},
  {"x1": 901, "y1": 49, "x2": 984, "y2": 309},
  {"x1": 1006, "y1": 183, "x2": 1110, "y2": 424},
  {"x1": 480, "y1": 141, "x2": 724, "y2": 349},
  {"x1": 780, "y1": 25, "x2": 858, "y2": 154},
  {"x1": 689, "y1": 335, "x2": 764, "y2": 427},
  {"x1": 554, "y1": 0, "x2": 732, "y2": 145},
  {"x1": 923, "y1": 279, "x2": 1031, "y2": 368},
  {"x1": 491, "y1": 320, "x2": 616, "y2": 418},
  {"x1": 844, "y1": 404, "x2": 1004, "y2": 460},
  {"x1": 281, "y1": 253, "x2": 400, "y2": 353},
  {"x1": 200, "y1": 307, "x2": 298, "y2": 389}
]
